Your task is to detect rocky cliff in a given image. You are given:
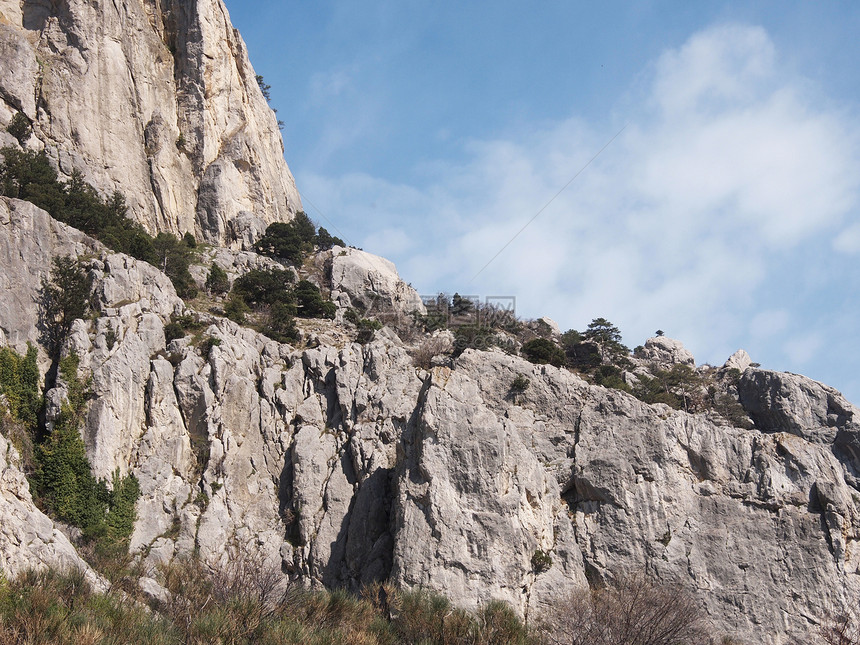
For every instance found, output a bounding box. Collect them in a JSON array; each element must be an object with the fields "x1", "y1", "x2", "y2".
[
  {"x1": 1, "y1": 197, "x2": 859, "y2": 643},
  {"x1": 1, "y1": 3, "x2": 859, "y2": 643},
  {"x1": 0, "y1": 0, "x2": 301, "y2": 245}
]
